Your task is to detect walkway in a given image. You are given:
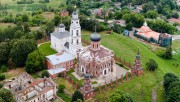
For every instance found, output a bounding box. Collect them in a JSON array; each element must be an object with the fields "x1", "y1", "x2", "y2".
[{"x1": 151, "y1": 81, "x2": 163, "y2": 102}]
